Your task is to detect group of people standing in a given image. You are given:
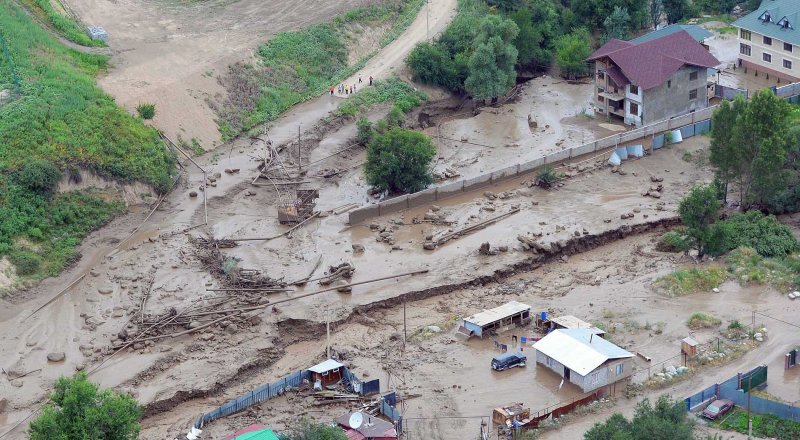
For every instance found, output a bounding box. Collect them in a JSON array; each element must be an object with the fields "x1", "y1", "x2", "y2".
[{"x1": 329, "y1": 75, "x2": 374, "y2": 96}]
